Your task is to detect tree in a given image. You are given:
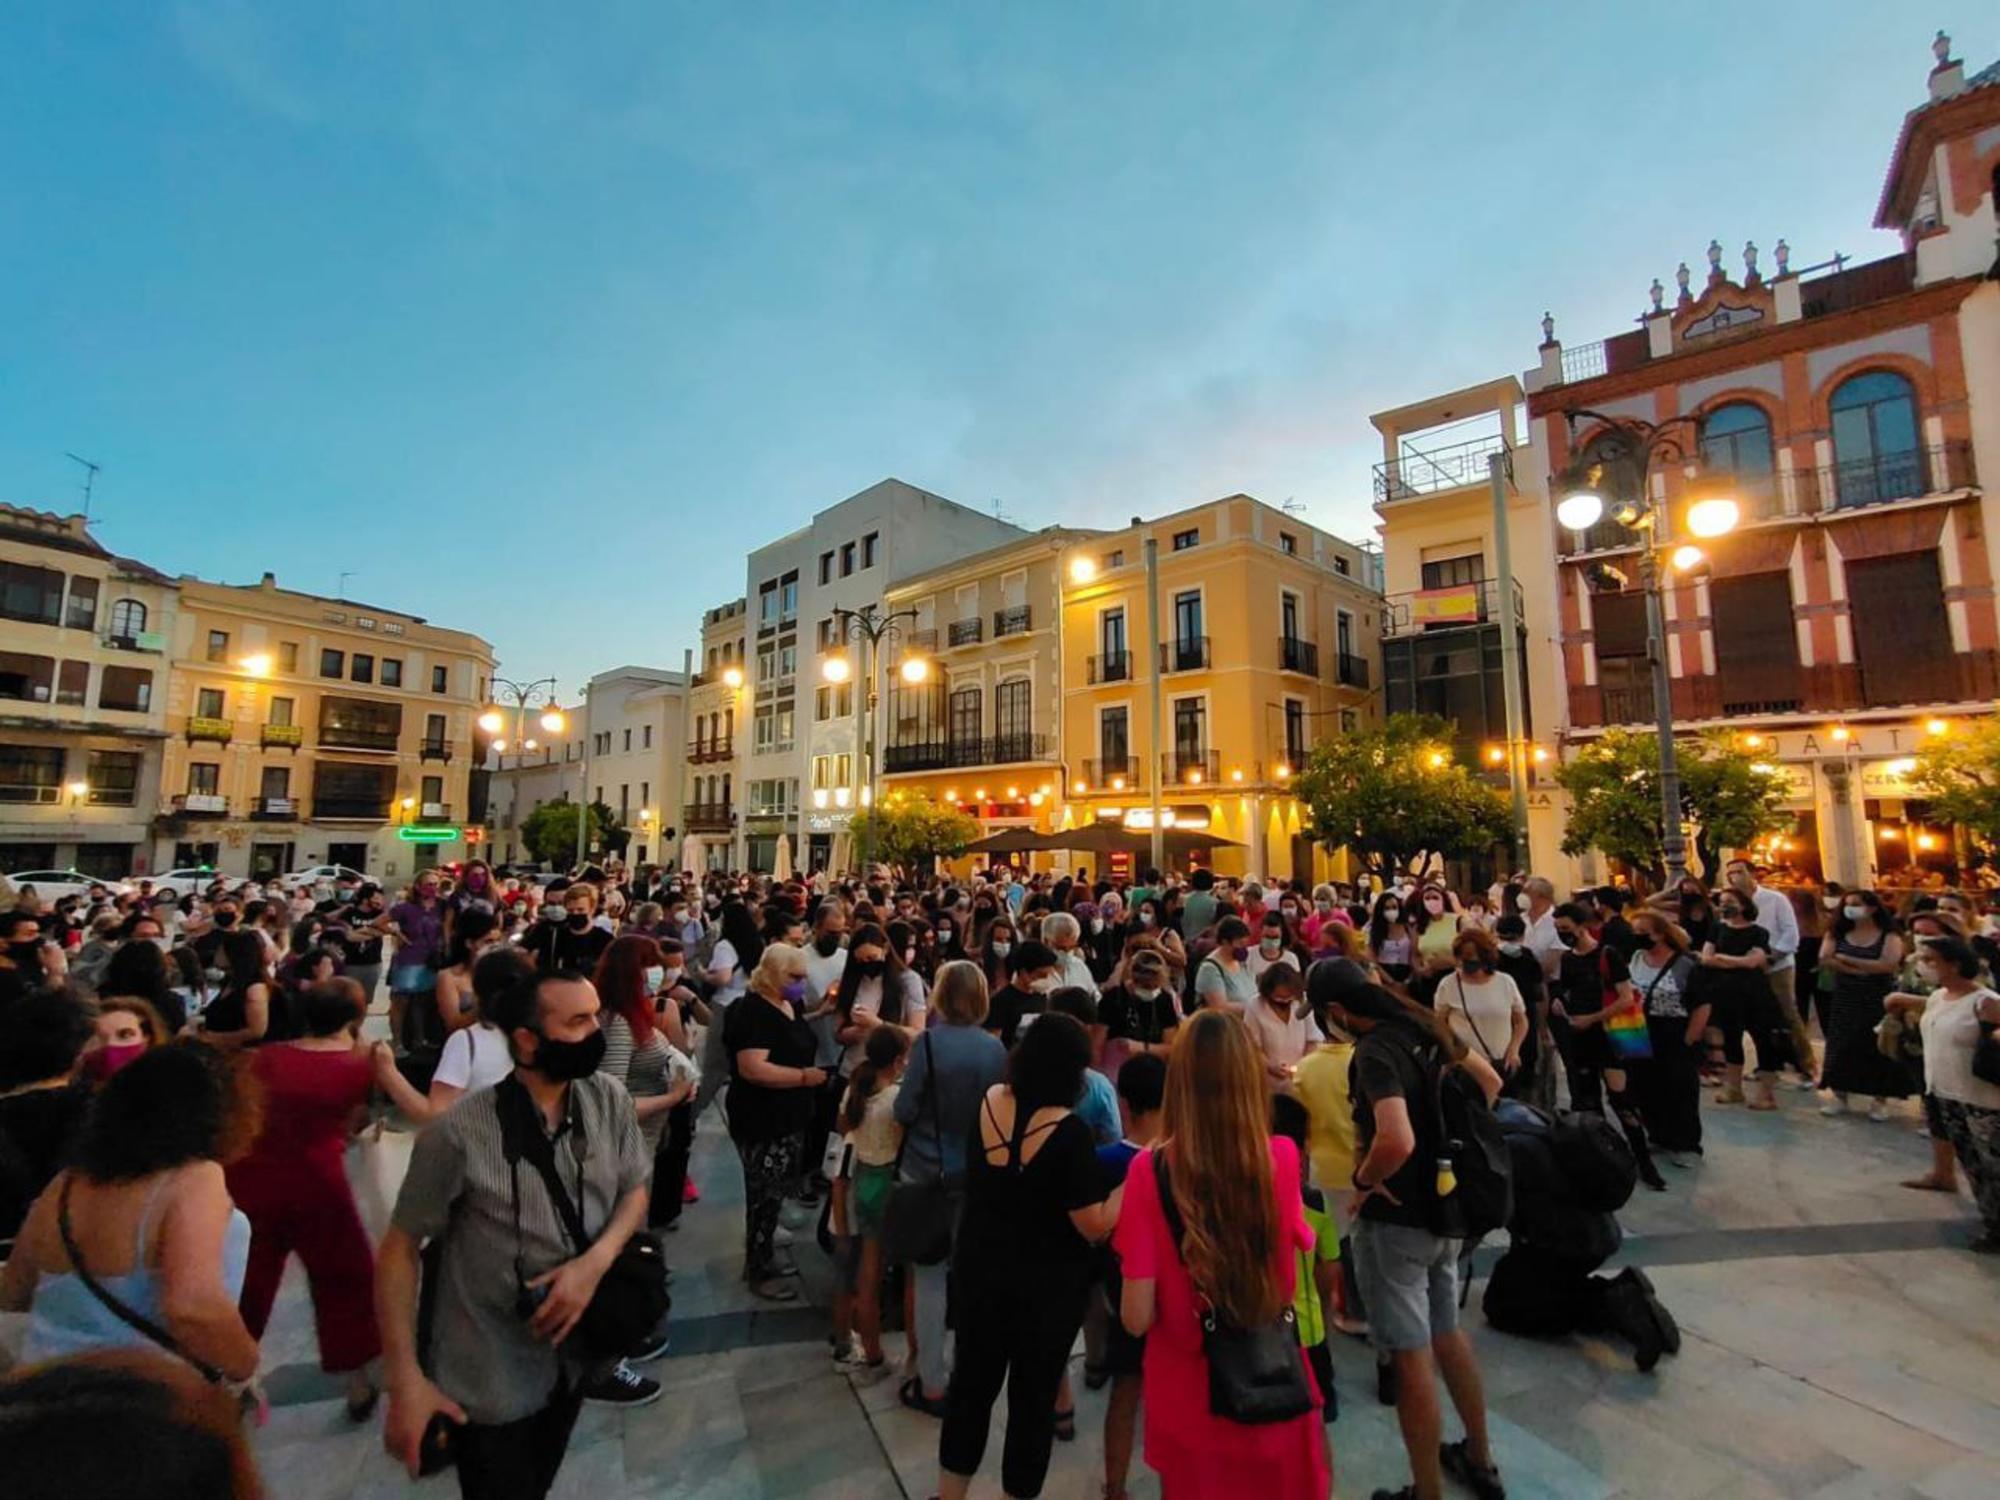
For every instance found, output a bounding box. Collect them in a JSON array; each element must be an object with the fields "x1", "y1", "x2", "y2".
[
  {"x1": 1909, "y1": 717, "x2": 2000, "y2": 841},
  {"x1": 590, "y1": 800, "x2": 631, "y2": 857},
  {"x1": 519, "y1": 797, "x2": 604, "y2": 868},
  {"x1": 1294, "y1": 713, "x2": 1512, "y2": 880},
  {"x1": 850, "y1": 795, "x2": 981, "y2": 874},
  {"x1": 1554, "y1": 728, "x2": 1791, "y2": 883}
]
